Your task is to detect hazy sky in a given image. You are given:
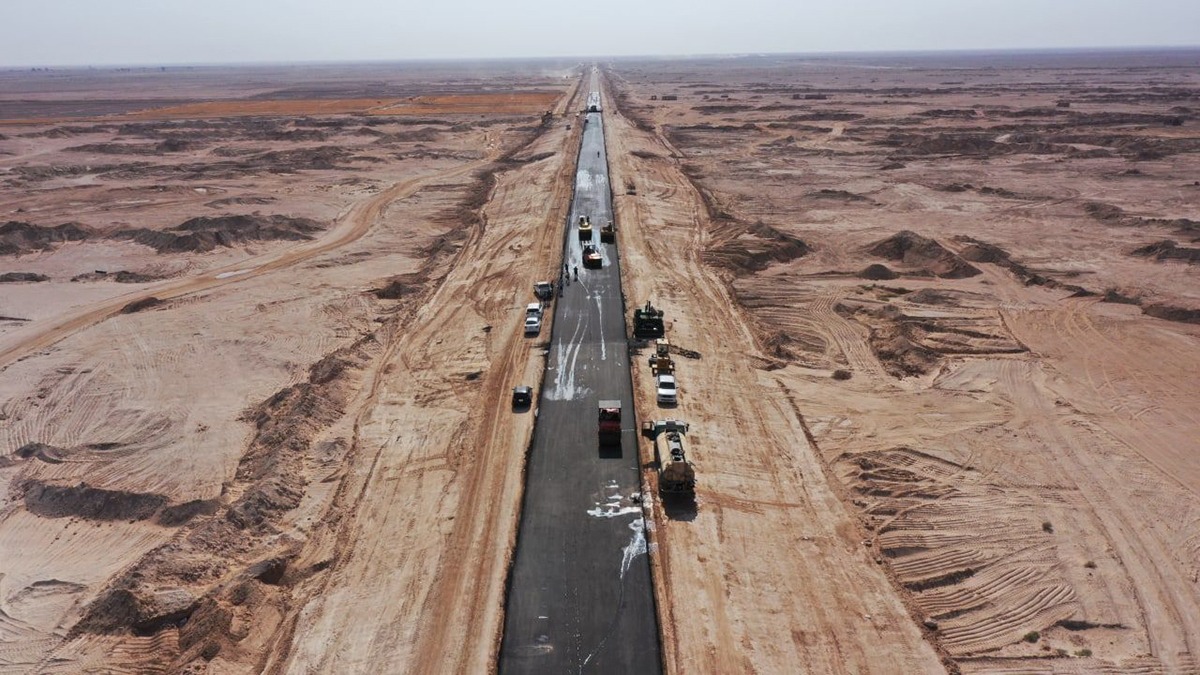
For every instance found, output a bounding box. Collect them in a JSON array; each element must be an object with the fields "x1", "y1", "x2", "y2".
[{"x1": 2, "y1": 0, "x2": 1197, "y2": 67}]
